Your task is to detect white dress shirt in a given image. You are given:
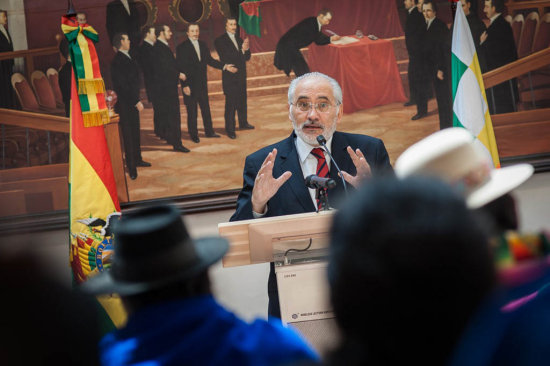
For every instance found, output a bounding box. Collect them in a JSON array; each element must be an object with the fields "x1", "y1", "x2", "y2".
[
  {"x1": 0, "y1": 25, "x2": 10, "y2": 44},
  {"x1": 295, "y1": 135, "x2": 333, "y2": 208},
  {"x1": 119, "y1": 49, "x2": 131, "y2": 59},
  {"x1": 120, "y1": 0, "x2": 131, "y2": 15},
  {"x1": 426, "y1": 17, "x2": 435, "y2": 30},
  {"x1": 252, "y1": 135, "x2": 333, "y2": 217},
  {"x1": 227, "y1": 31, "x2": 239, "y2": 51},
  {"x1": 190, "y1": 39, "x2": 201, "y2": 61}
]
